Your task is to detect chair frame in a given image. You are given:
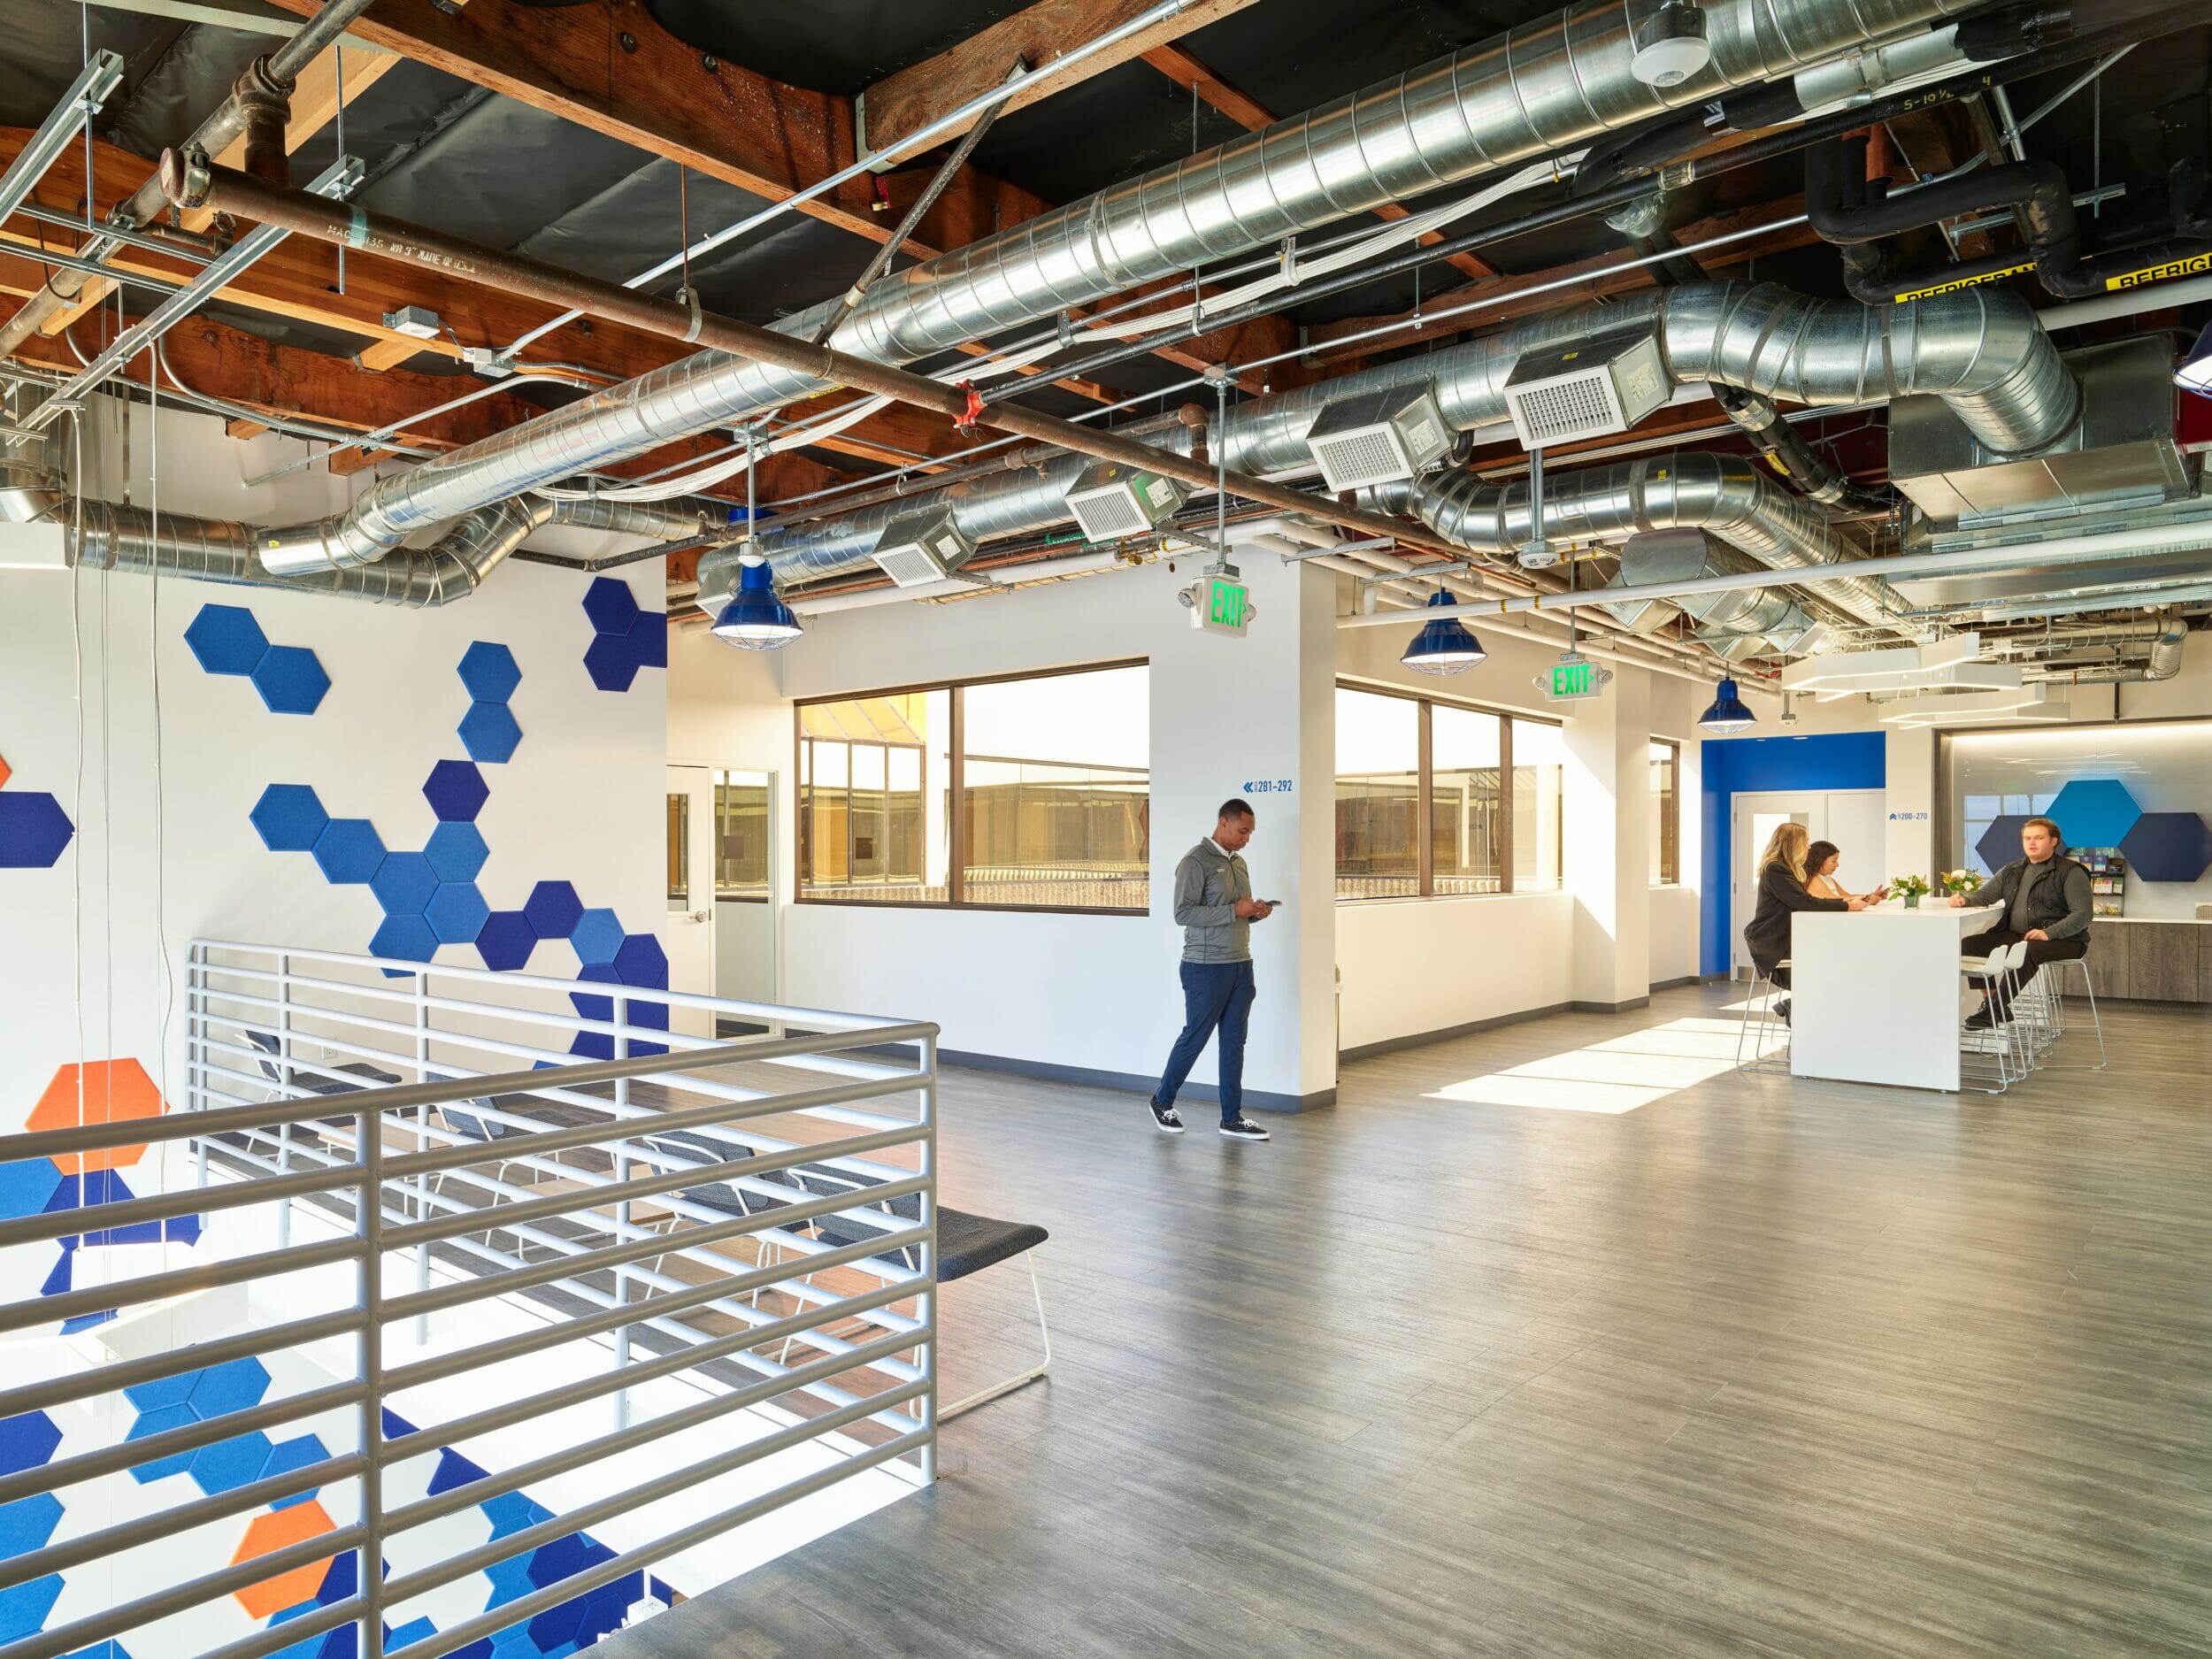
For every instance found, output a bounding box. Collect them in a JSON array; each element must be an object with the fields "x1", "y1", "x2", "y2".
[
  {"x1": 938, "y1": 1248, "x2": 1052, "y2": 1422},
  {"x1": 1734, "y1": 962, "x2": 1792, "y2": 1073}
]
